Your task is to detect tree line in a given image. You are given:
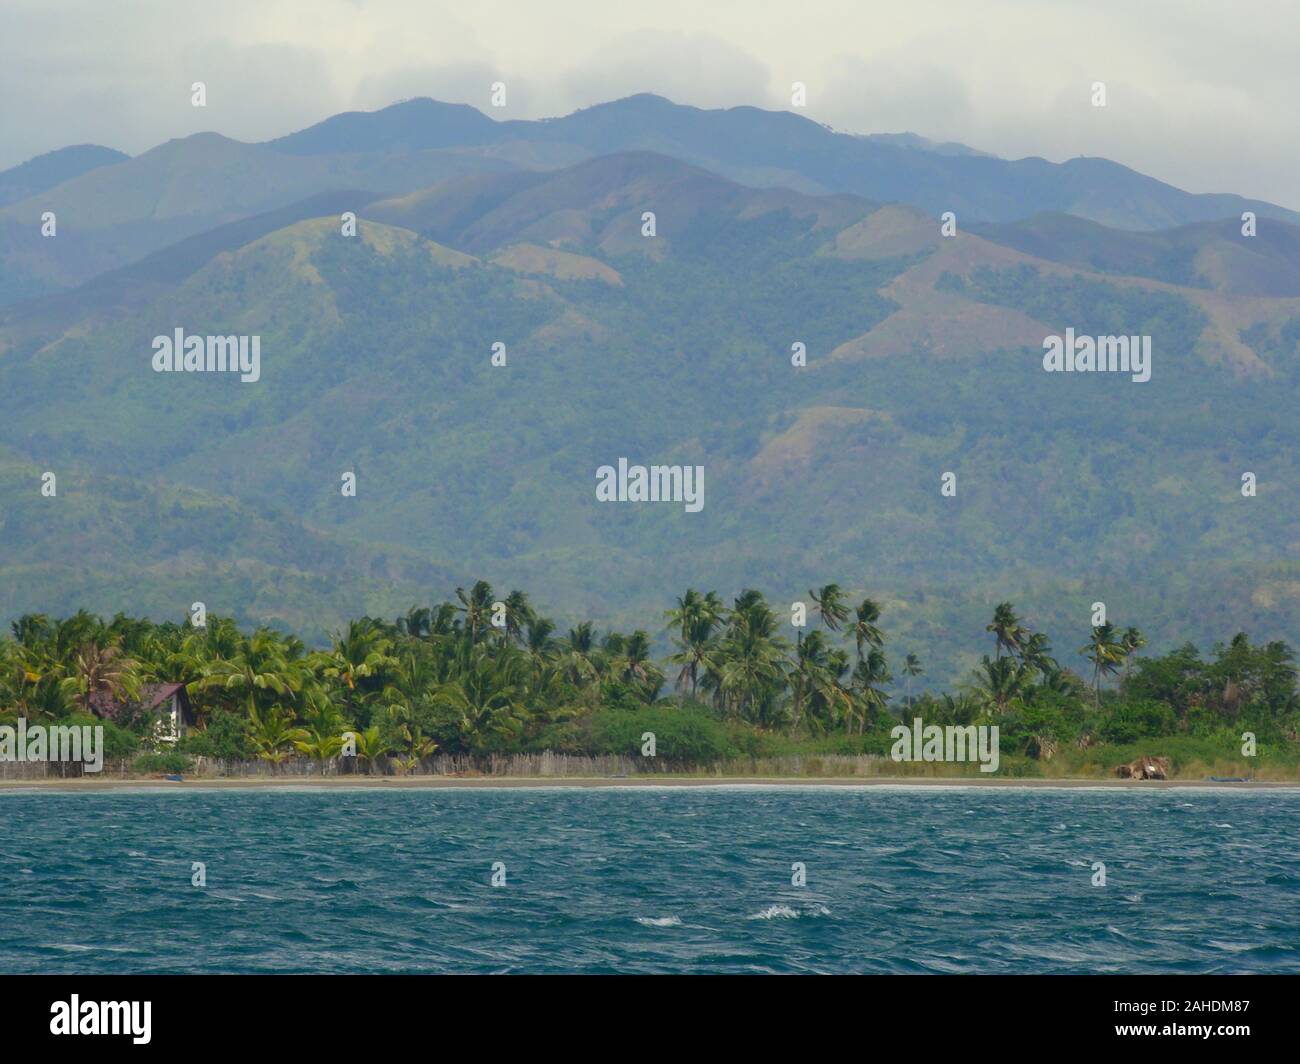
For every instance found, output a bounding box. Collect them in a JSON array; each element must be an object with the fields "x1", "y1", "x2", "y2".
[{"x1": 1, "y1": 583, "x2": 1296, "y2": 768}]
